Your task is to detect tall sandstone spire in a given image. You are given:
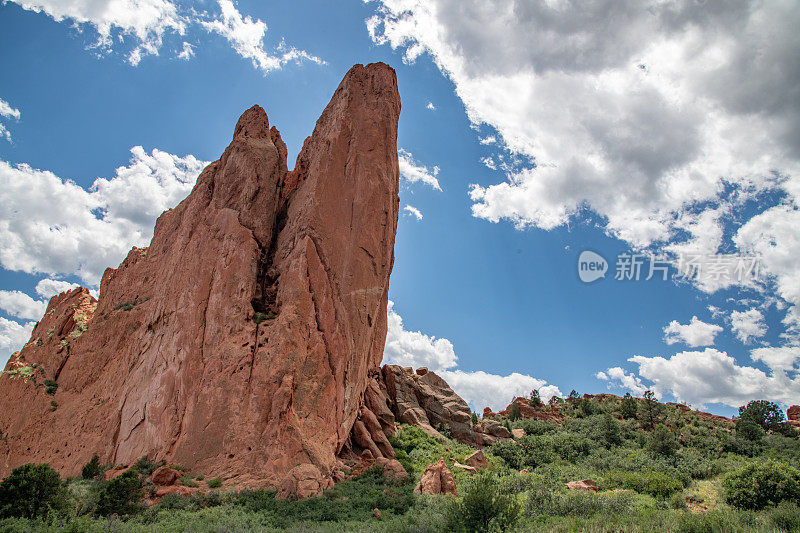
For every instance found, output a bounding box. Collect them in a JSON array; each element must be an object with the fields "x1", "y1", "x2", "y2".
[{"x1": 0, "y1": 63, "x2": 400, "y2": 496}]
